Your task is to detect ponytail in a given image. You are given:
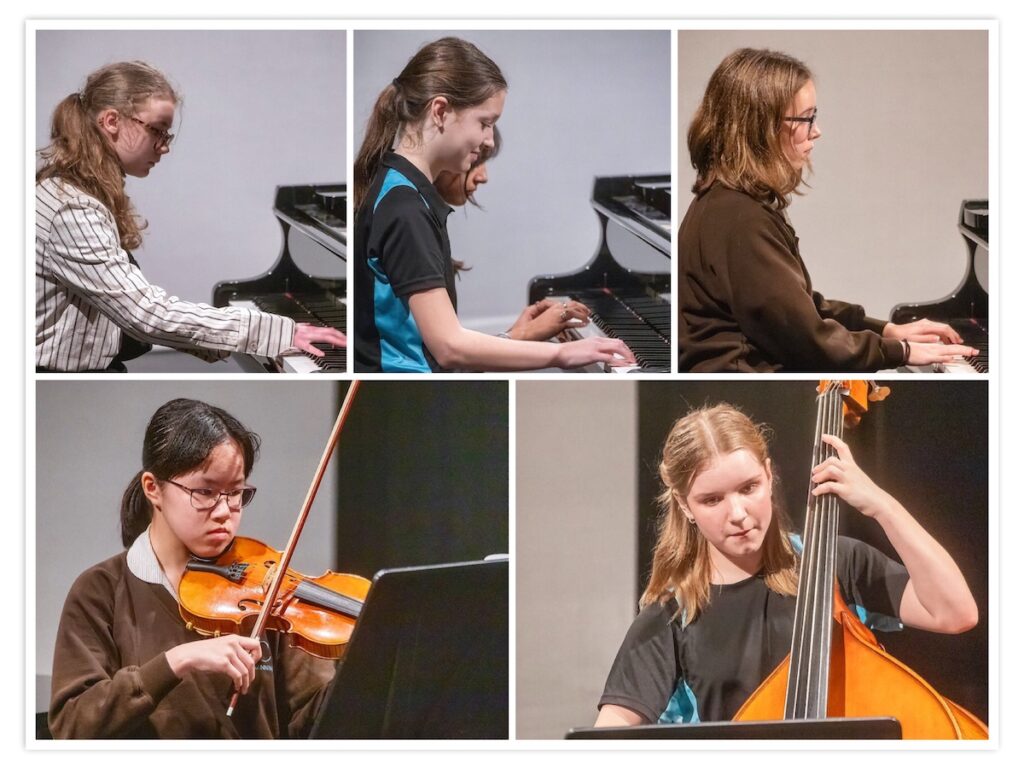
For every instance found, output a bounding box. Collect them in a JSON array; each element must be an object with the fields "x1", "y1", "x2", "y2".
[
  {"x1": 37, "y1": 61, "x2": 180, "y2": 250},
  {"x1": 354, "y1": 37, "x2": 507, "y2": 212},
  {"x1": 354, "y1": 83, "x2": 404, "y2": 211},
  {"x1": 120, "y1": 470, "x2": 151, "y2": 548}
]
